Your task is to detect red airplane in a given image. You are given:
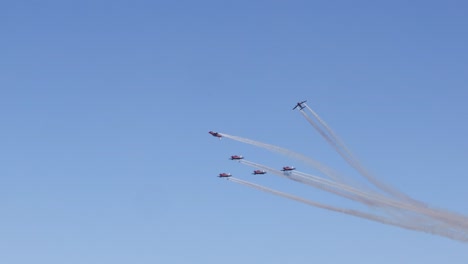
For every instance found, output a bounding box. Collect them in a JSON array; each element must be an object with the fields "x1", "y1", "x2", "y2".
[
  {"x1": 281, "y1": 166, "x2": 296, "y2": 171},
  {"x1": 230, "y1": 155, "x2": 244, "y2": 160},
  {"x1": 252, "y1": 170, "x2": 267, "y2": 175},
  {"x1": 209, "y1": 131, "x2": 222, "y2": 139},
  {"x1": 218, "y1": 173, "x2": 232, "y2": 178},
  {"x1": 292, "y1": 100, "x2": 307, "y2": 110}
]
